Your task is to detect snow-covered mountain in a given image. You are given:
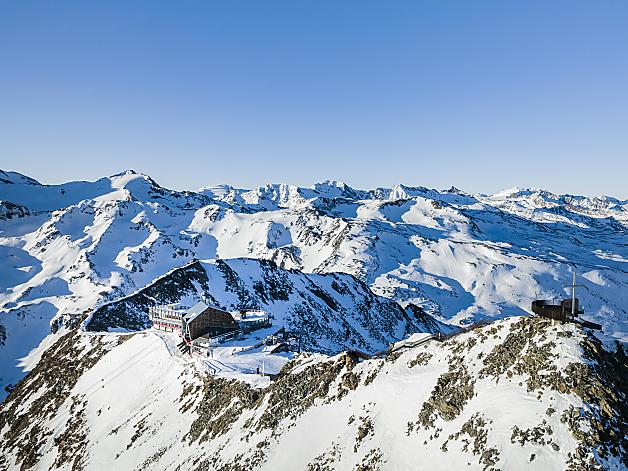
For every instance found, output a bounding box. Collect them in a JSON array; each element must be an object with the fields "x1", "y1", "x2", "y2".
[
  {"x1": 0, "y1": 170, "x2": 626, "y2": 395},
  {"x1": 1, "y1": 316, "x2": 625, "y2": 470},
  {"x1": 0, "y1": 169, "x2": 626, "y2": 470}
]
